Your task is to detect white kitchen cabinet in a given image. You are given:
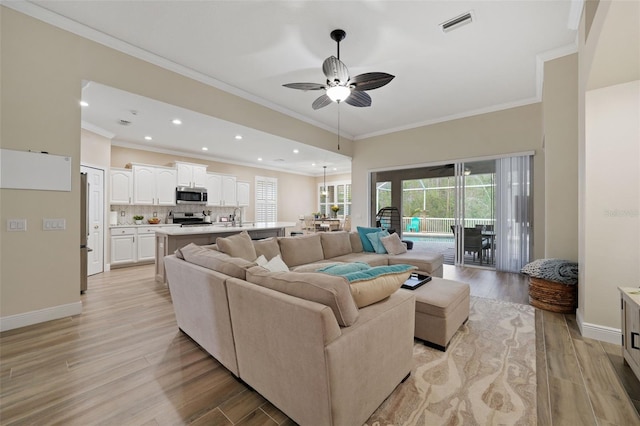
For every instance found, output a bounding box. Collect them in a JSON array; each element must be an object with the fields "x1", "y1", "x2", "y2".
[
  {"x1": 222, "y1": 175, "x2": 237, "y2": 206},
  {"x1": 237, "y1": 181, "x2": 250, "y2": 207},
  {"x1": 175, "y1": 161, "x2": 207, "y2": 188},
  {"x1": 206, "y1": 173, "x2": 237, "y2": 206},
  {"x1": 621, "y1": 287, "x2": 640, "y2": 381},
  {"x1": 110, "y1": 168, "x2": 133, "y2": 204},
  {"x1": 110, "y1": 227, "x2": 136, "y2": 265},
  {"x1": 136, "y1": 227, "x2": 157, "y2": 262},
  {"x1": 132, "y1": 164, "x2": 176, "y2": 206}
]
